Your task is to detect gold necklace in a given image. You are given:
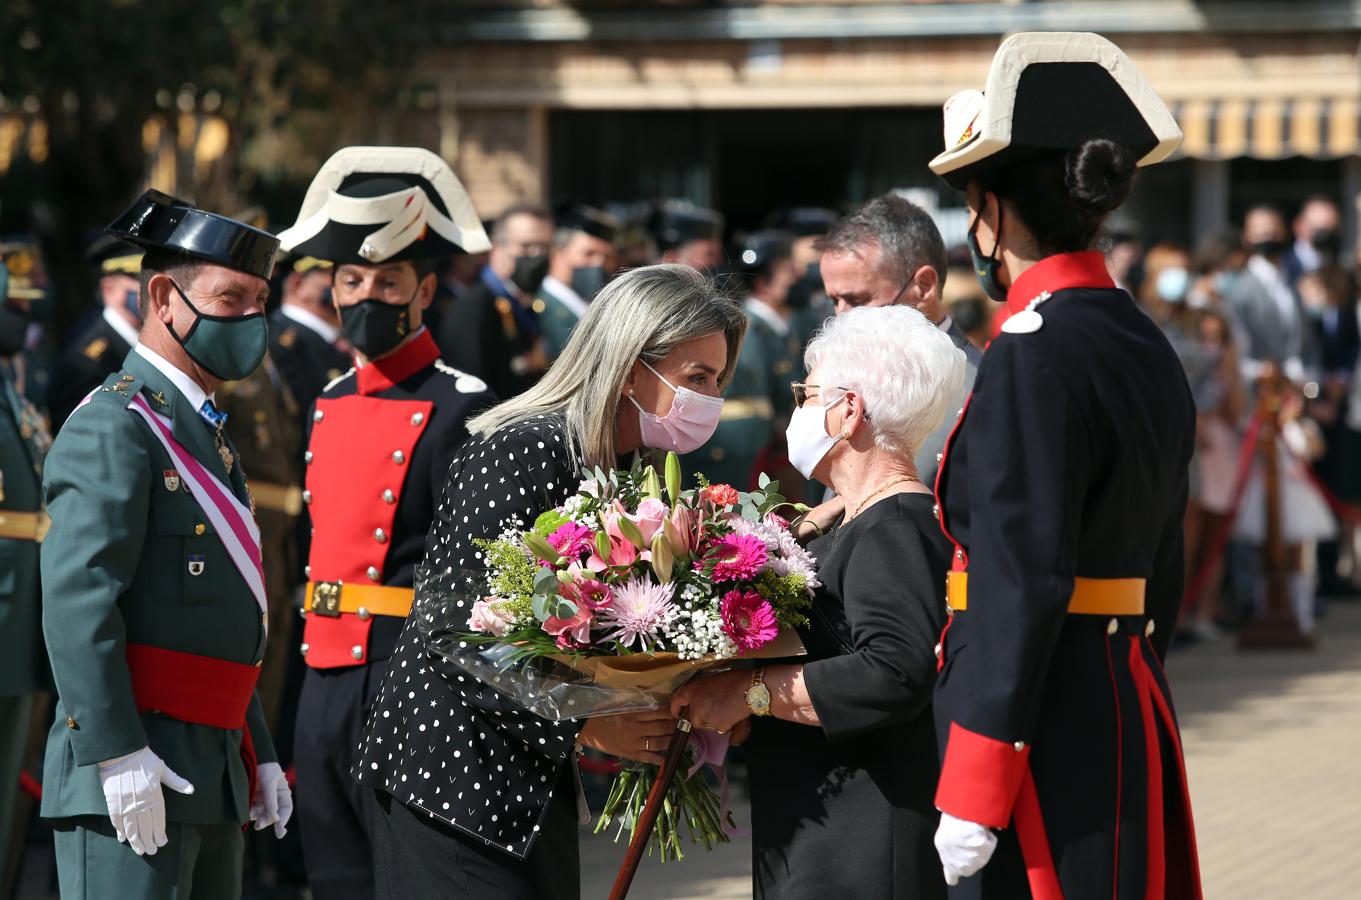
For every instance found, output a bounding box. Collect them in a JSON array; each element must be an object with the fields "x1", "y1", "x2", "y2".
[{"x1": 848, "y1": 474, "x2": 918, "y2": 519}]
